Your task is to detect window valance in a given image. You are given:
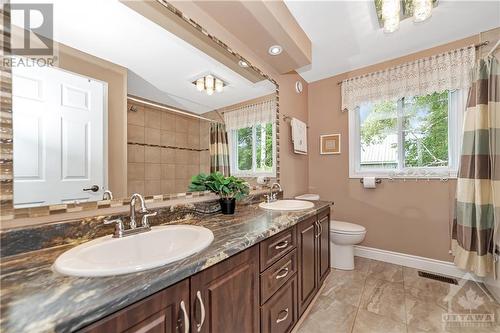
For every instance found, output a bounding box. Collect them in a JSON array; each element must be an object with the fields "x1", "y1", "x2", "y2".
[
  {"x1": 223, "y1": 98, "x2": 276, "y2": 130},
  {"x1": 341, "y1": 45, "x2": 476, "y2": 111}
]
